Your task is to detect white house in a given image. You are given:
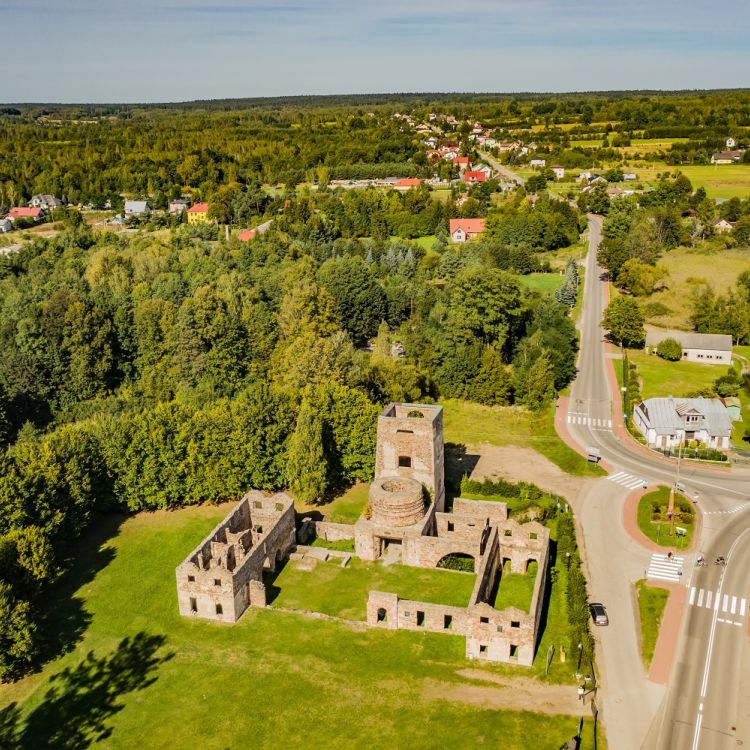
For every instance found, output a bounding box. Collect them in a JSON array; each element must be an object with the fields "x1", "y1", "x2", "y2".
[
  {"x1": 529, "y1": 158, "x2": 546, "y2": 168},
  {"x1": 713, "y1": 218, "x2": 734, "y2": 234},
  {"x1": 0, "y1": 218, "x2": 12, "y2": 233},
  {"x1": 168, "y1": 199, "x2": 191, "y2": 214},
  {"x1": 633, "y1": 397, "x2": 732, "y2": 451},
  {"x1": 449, "y1": 218, "x2": 485, "y2": 243},
  {"x1": 551, "y1": 165, "x2": 565, "y2": 180},
  {"x1": 726, "y1": 137, "x2": 736, "y2": 149},
  {"x1": 124, "y1": 200, "x2": 150, "y2": 216},
  {"x1": 29, "y1": 194, "x2": 63, "y2": 210},
  {"x1": 645, "y1": 331, "x2": 733, "y2": 365},
  {"x1": 623, "y1": 173, "x2": 637, "y2": 181}
]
